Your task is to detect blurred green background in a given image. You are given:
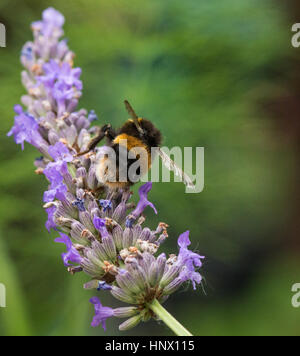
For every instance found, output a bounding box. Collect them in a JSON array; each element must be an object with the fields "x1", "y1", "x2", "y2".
[{"x1": 0, "y1": 0, "x2": 300, "y2": 336}]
